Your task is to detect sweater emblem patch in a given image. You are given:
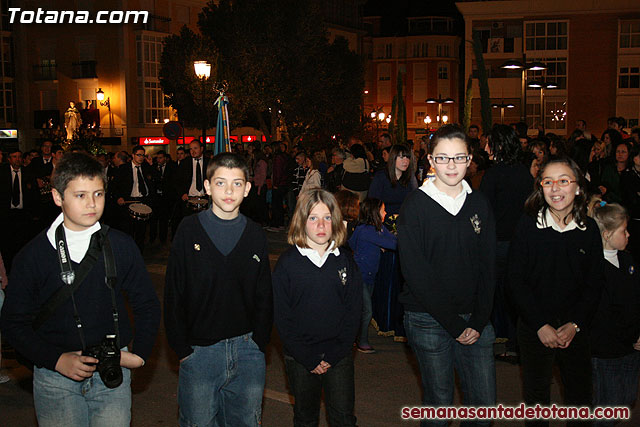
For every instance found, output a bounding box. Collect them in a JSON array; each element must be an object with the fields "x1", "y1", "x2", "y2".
[
  {"x1": 579, "y1": 249, "x2": 585, "y2": 254},
  {"x1": 630, "y1": 265, "x2": 635, "y2": 275},
  {"x1": 469, "y1": 214, "x2": 481, "y2": 234},
  {"x1": 338, "y1": 267, "x2": 347, "y2": 286},
  {"x1": 253, "y1": 254, "x2": 261, "y2": 263},
  {"x1": 194, "y1": 243, "x2": 201, "y2": 251}
]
